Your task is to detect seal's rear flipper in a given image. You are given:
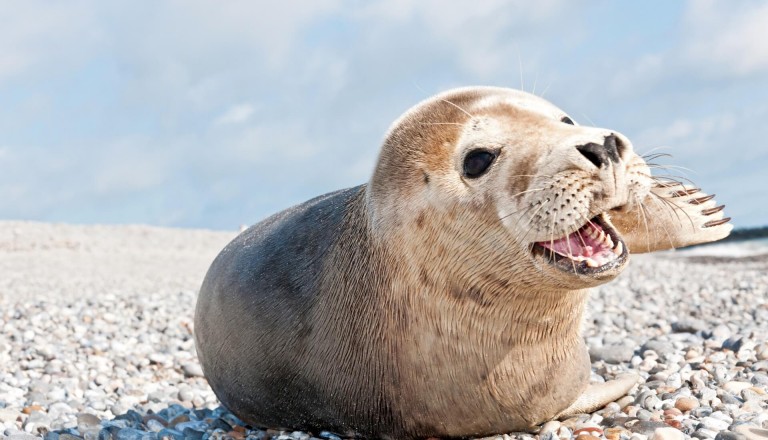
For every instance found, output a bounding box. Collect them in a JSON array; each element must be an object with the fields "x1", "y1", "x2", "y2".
[
  {"x1": 608, "y1": 184, "x2": 732, "y2": 253},
  {"x1": 555, "y1": 373, "x2": 640, "y2": 419}
]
